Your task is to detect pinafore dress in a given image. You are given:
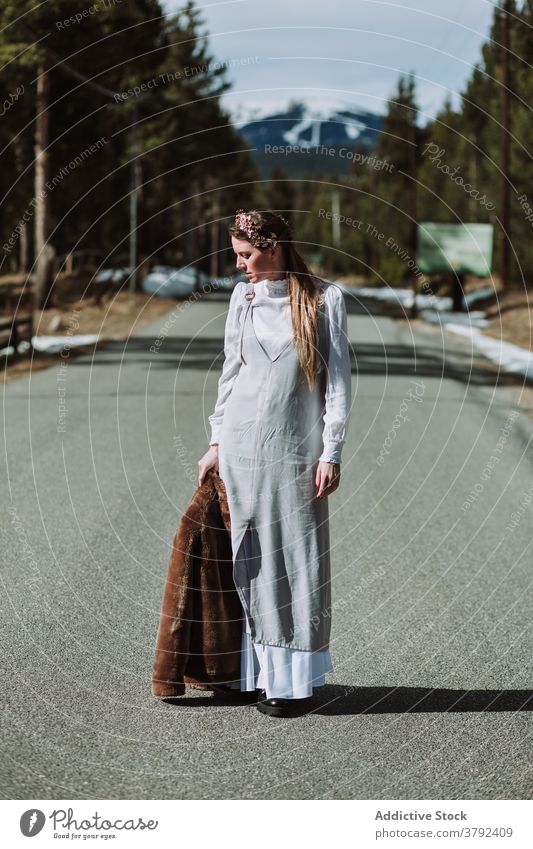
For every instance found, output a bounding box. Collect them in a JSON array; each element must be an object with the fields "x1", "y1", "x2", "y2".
[{"x1": 217, "y1": 278, "x2": 334, "y2": 696}]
